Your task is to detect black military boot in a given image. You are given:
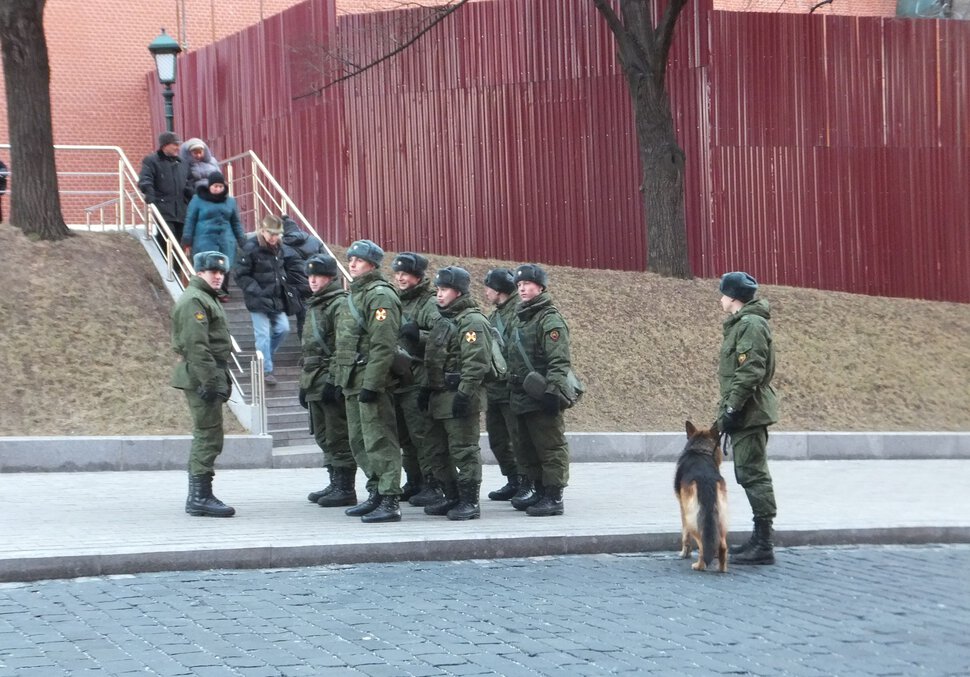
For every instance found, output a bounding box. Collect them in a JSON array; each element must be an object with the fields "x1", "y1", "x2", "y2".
[
  {"x1": 526, "y1": 485, "x2": 564, "y2": 517},
  {"x1": 361, "y1": 495, "x2": 402, "y2": 523},
  {"x1": 317, "y1": 467, "x2": 358, "y2": 507},
  {"x1": 400, "y1": 477, "x2": 422, "y2": 502},
  {"x1": 510, "y1": 479, "x2": 543, "y2": 511},
  {"x1": 728, "y1": 528, "x2": 757, "y2": 556},
  {"x1": 488, "y1": 474, "x2": 523, "y2": 501},
  {"x1": 345, "y1": 490, "x2": 381, "y2": 516},
  {"x1": 409, "y1": 476, "x2": 445, "y2": 507},
  {"x1": 424, "y1": 482, "x2": 460, "y2": 516},
  {"x1": 308, "y1": 465, "x2": 334, "y2": 503},
  {"x1": 447, "y1": 482, "x2": 481, "y2": 521},
  {"x1": 733, "y1": 517, "x2": 775, "y2": 565},
  {"x1": 185, "y1": 474, "x2": 236, "y2": 517}
]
